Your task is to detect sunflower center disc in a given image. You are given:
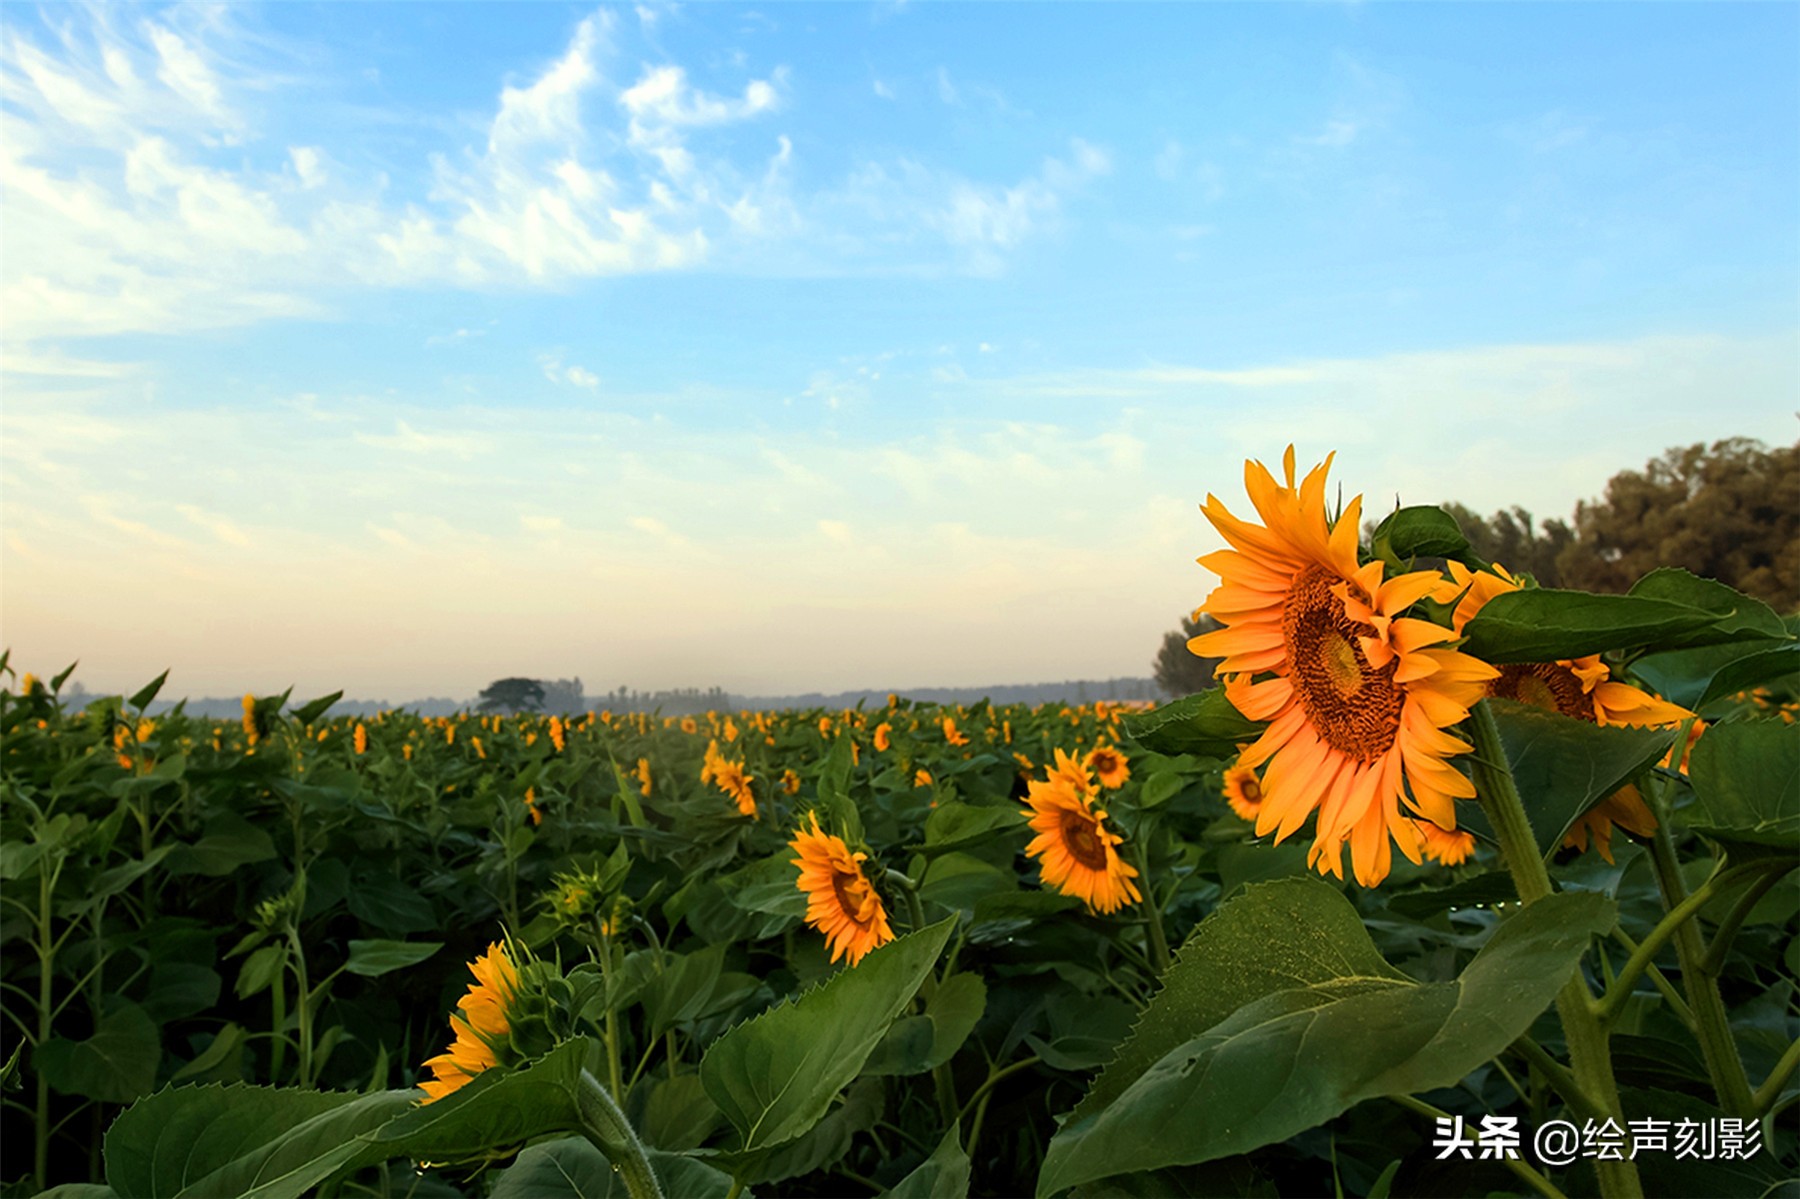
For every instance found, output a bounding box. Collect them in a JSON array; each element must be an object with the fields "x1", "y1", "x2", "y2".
[
  {"x1": 1492, "y1": 663, "x2": 1595, "y2": 721},
  {"x1": 1059, "y1": 810, "x2": 1111, "y2": 870},
  {"x1": 1283, "y1": 565, "x2": 1404, "y2": 762},
  {"x1": 831, "y1": 871, "x2": 875, "y2": 926}
]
